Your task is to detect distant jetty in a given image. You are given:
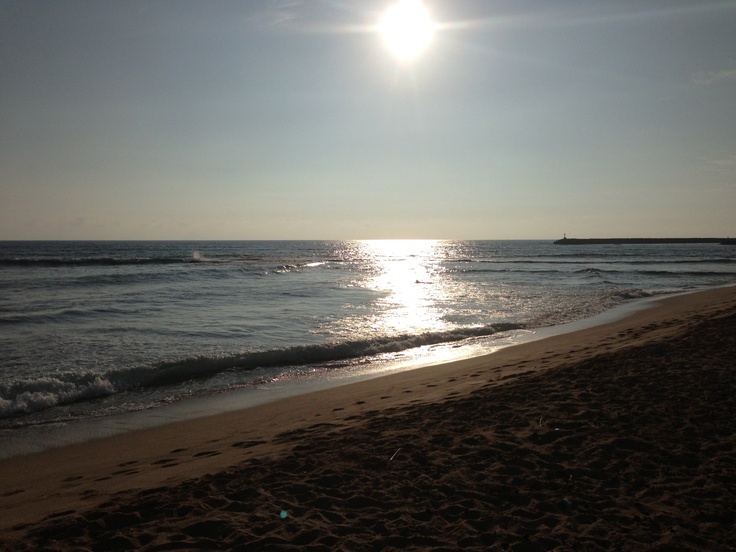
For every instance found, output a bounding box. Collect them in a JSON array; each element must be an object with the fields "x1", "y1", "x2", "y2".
[{"x1": 554, "y1": 237, "x2": 736, "y2": 245}]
